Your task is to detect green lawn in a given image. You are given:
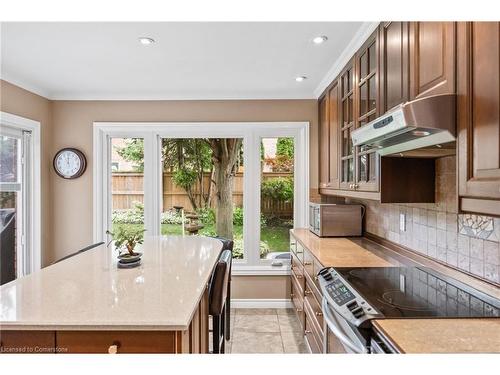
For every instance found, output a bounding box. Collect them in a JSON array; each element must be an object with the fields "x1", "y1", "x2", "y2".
[{"x1": 112, "y1": 222, "x2": 291, "y2": 259}]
